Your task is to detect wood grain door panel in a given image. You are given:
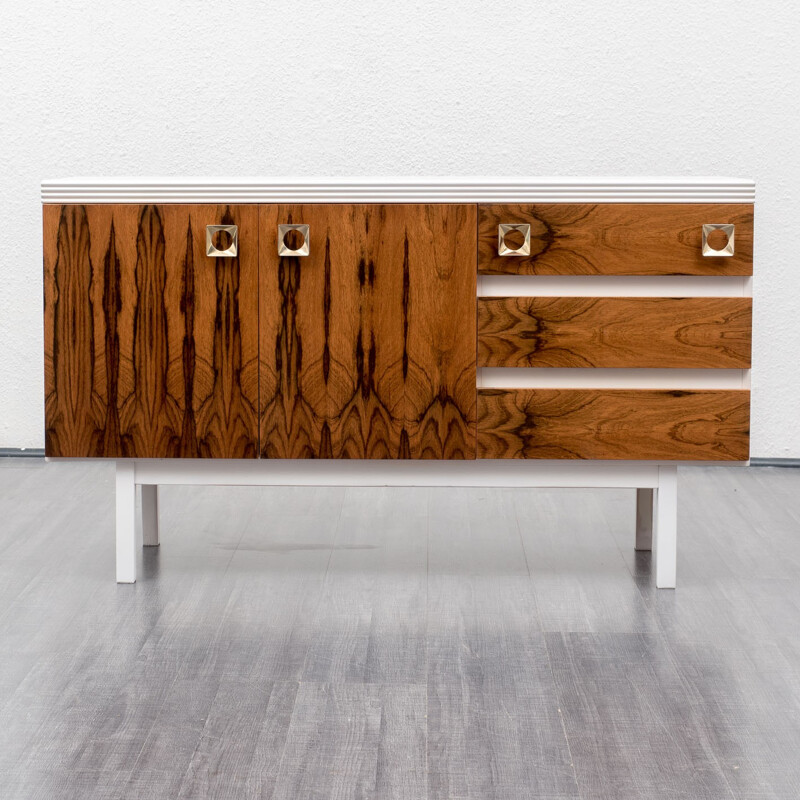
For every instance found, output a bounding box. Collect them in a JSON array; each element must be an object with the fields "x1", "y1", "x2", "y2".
[
  {"x1": 477, "y1": 389, "x2": 750, "y2": 460},
  {"x1": 259, "y1": 204, "x2": 477, "y2": 459},
  {"x1": 43, "y1": 204, "x2": 259, "y2": 458},
  {"x1": 478, "y1": 297, "x2": 752, "y2": 368},
  {"x1": 478, "y1": 203, "x2": 754, "y2": 275}
]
